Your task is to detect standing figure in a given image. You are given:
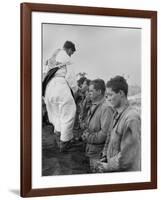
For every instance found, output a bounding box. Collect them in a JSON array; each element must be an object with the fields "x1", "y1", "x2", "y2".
[
  {"x1": 81, "y1": 79, "x2": 114, "y2": 172},
  {"x1": 44, "y1": 41, "x2": 78, "y2": 152},
  {"x1": 96, "y1": 76, "x2": 141, "y2": 172},
  {"x1": 79, "y1": 79, "x2": 91, "y2": 128},
  {"x1": 74, "y1": 78, "x2": 91, "y2": 130}
]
